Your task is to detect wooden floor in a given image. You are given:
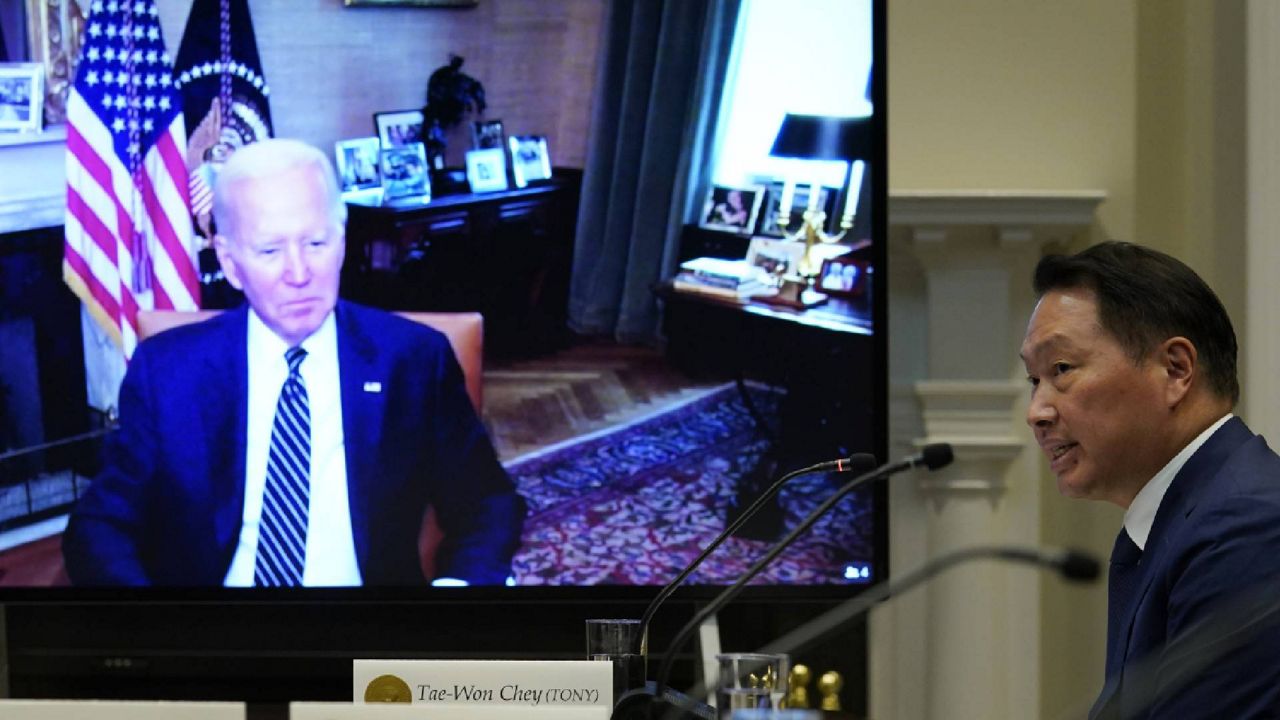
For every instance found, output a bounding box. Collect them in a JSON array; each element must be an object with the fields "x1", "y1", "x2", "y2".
[{"x1": 482, "y1": 339, "x2": 719, "y2": 461}]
